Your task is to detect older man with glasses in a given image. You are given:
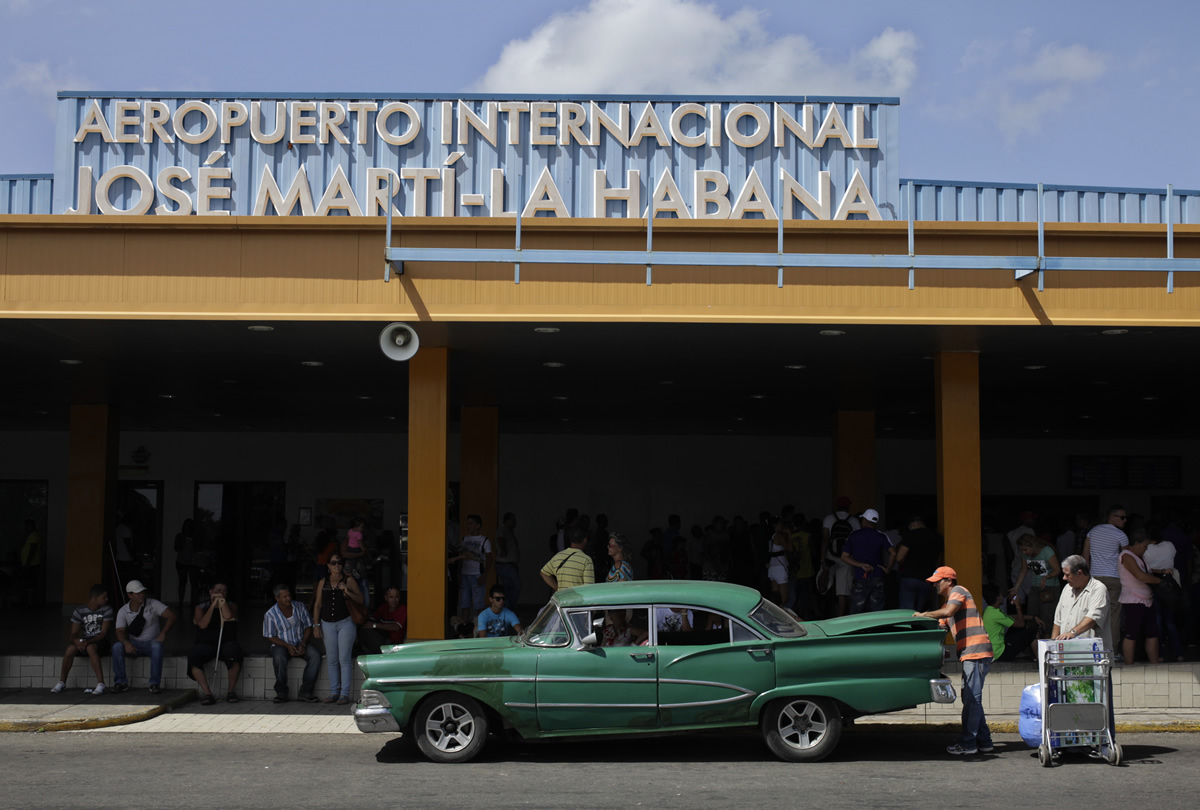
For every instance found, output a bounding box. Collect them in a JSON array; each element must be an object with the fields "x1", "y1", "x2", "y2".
[{"x1": 1082, "y1": 505, "x2": 1130, "y2": 657}]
